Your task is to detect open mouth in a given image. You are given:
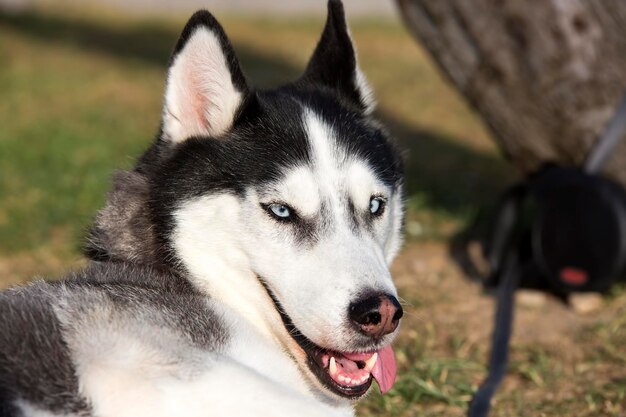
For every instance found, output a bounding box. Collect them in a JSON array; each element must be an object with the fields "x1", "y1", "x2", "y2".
[
  {"x1": 257, "y1": 276, "x2": 397, "y2": 399},
  {"x1": 306, "y1": 345, "x2": 397, "y2": 398}
]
